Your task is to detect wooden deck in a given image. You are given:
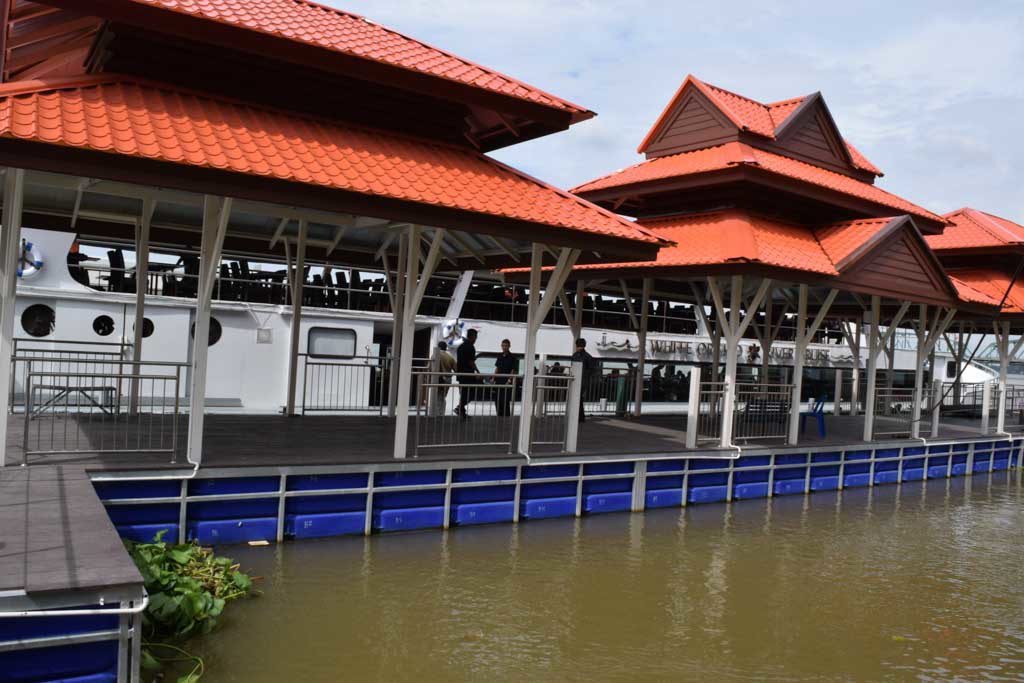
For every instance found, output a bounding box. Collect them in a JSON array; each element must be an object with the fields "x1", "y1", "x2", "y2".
[
  {"x1": 0, "y1": 465, "x2": 142, "y2": 595},
  {"x1": 5, "y1": 412, "x2": 1014, "y2": 471}
]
